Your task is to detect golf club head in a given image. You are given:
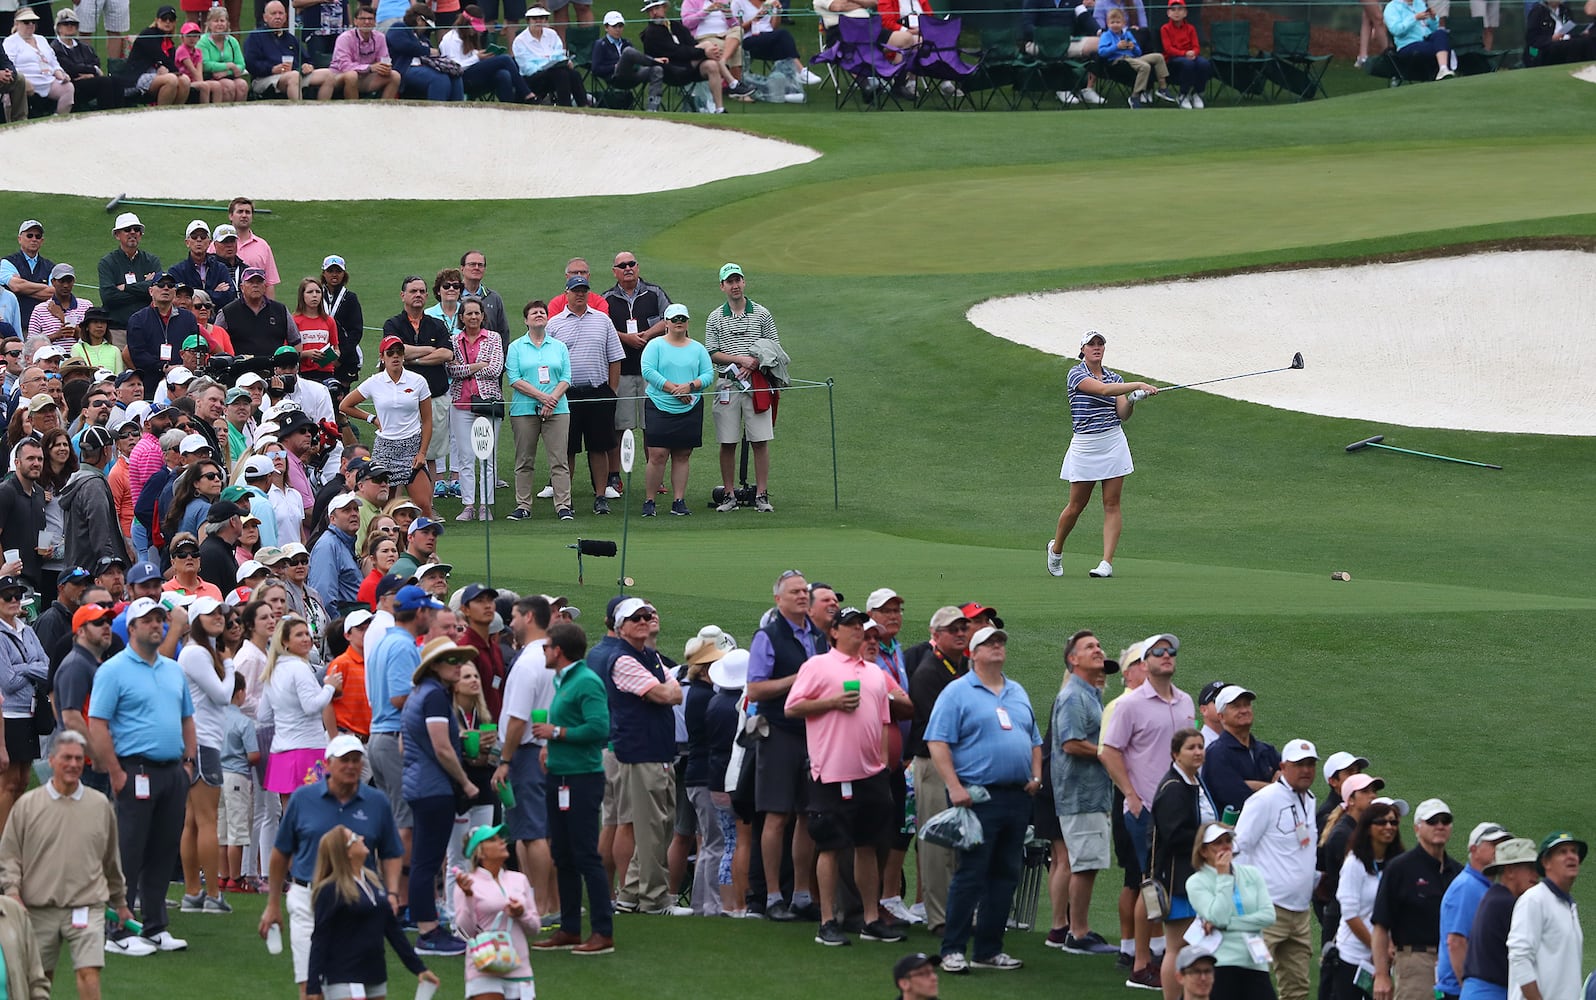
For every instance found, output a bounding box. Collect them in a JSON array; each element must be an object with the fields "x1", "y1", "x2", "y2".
[
  {"x1": 1345, "y1": 435, "x2": 1386, "y2": 453},
  {"x1": 1290, "y1": 352, "x2": 1305, "y2": 369},
  {"x1": 105, "y1": 194, "x2": 125, "y2": 213}
]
